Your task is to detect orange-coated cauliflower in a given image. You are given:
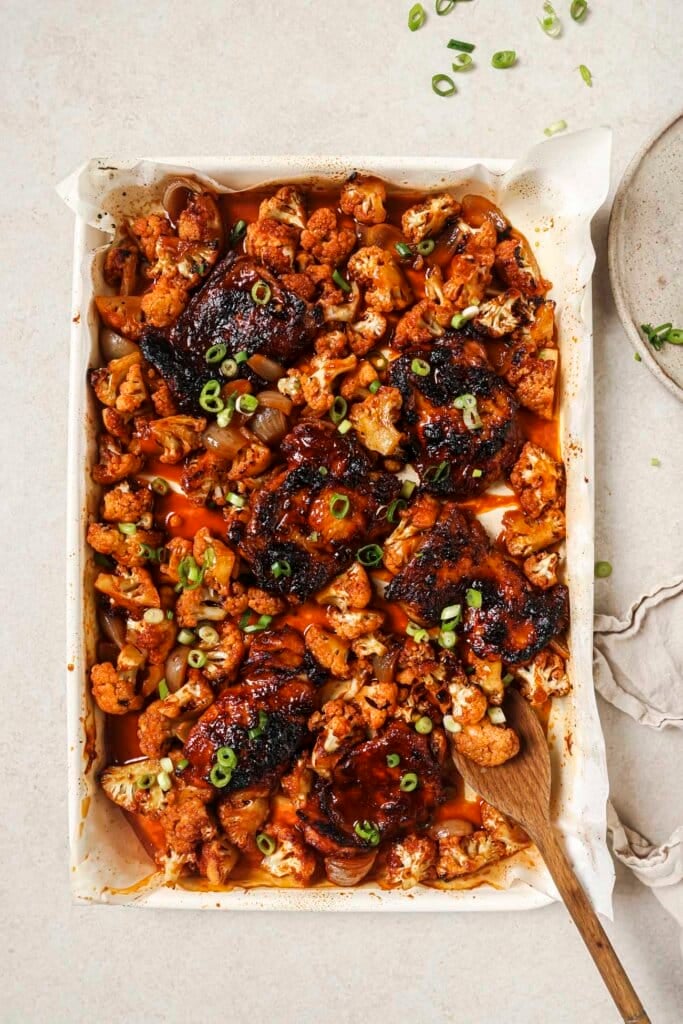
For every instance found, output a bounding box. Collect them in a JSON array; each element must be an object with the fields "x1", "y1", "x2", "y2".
[
  {"x1": 510, "y1": 441, "x2": 565, "y2": 518},
  {"x1": 347, "y1": 309, "x2": 387, "y2": 356},
  {"x1": 393, "y1": 299, "x2": 451, "y2": 349},
  {"x1": 101, "y1": 482, "x2": 153, "y2": 524},
  {"x1": 452, "y1": 717, "x2": 520, "y2": 767},
  {"x1": 138, "y1": 674, "x2": 214, "y2": 757},
  {"x1": 300, "y1": 207, "x2": 356, "y2": 266},
  {"x1": 315, "y1": 563, "x2": 373, "y2": 611},
  {"x1": 198, "y1": 835, "x2": 240, "y2": 885},
  {"x1": 523, "y1": 550, "x2": 560, "y2": 589},
  {"x1": 502, "y1": 507, "x2": 566, "y2": 558},
  {"x1": 401, "y1": 193, "x2": 460, "y2": 243},
  {"x1": 512, "y1": 649, "x2": 570, "y2": 705},
  {"x1": 91, "y1": 644, "x2": 147, "y2": 714},
  {"x1": 90, "y1": 351, "x2": 148, "y2": 413},
  {"x1": 87, "y1": 522, "x2": 162, "y2": 568},
  {"x1": 385, "y1": 834, "x2": 437, "y2": 889},
  {"x1": 382, "y1": 494, "x2": 440, "y2": 575},
  {"x1": 348, "y1": 385, "x2": 403, "y2": 456},
  {"x1": 299, "y1": 353, "x2": 358, "y2": 416},
  {"x1": 259, "y1": 824, "x2": 317, "y2": 884},
  {"x1": 326, "y1": 607, "x2": 385, "y2": 640},
  {"x1": 138, "y1": 415, "x2": 206, "y2": 464},
  {"x1": 304, "y1": 624, "x2": 350, "y2": 676},
  {"x1": 245, "y1": 218, "x2": 298, "y2": 273},
  {"x1": 92, "y1": 434, "x2": 143, "y2": 485},
  {"x1": 347, "y1": 246, "x2": 412, "y2": 313},
  {"x1": 495, "y1": 236, "x2": 551, "y2": 297},
  {"x1": 218, "y1": 789, "x2": 271, "y2": 851},
  {"x1": 474, "y1": 289, "x2": 531, "y2": 338},
  {"x1": 201, "y1": 620, "x2": 246, "y2": 684},
  {"x1": 309, "y1": 698, "x2": 366, "y2": 775},
  {"x1": 339, "y1": 175, "x2": 387, "y2": 225},
  {"x1": 95, "y1": 566, "x2": 160, "y2": 614},
  {"x1": 258, "y1": 185, "x2": 307, "y2": 230},
  {"x1": 436, "y1": 830, "x2": 506, "y2": 879}
]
